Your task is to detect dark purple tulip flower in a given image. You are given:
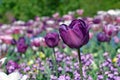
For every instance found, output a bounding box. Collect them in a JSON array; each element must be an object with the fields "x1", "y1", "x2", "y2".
[
  {"x1": 45, "y1": 32, "x2": 60, "y2": 48},
  {"x1": 18, "y1": 37, "x2": 26, "y2": 42},
  {"x1": 17, "y1": 37, "x2": 28, "y2": 53},
  {"x1": 27, "y1": 29, "x2": 33, "y2": 34},
  {"x1": 6, "y1": 60, "x2": 20, "y2": 74},
  {"x1": 97, "y1": 32, "x2": 111, "y2": 42},
  {"x1": 92, "y1": 18, "x2": 101, "y2": 24},
  {"x1": 59, "y1": 19, "x2": 89, "y2": 48}
]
